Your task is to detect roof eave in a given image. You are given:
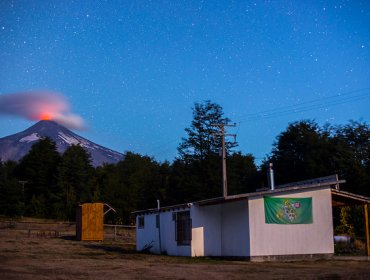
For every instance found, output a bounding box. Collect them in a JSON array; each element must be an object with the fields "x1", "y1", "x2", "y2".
[{"x1": 331, "y1": 189, "x2": 370, "y2": 206}]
